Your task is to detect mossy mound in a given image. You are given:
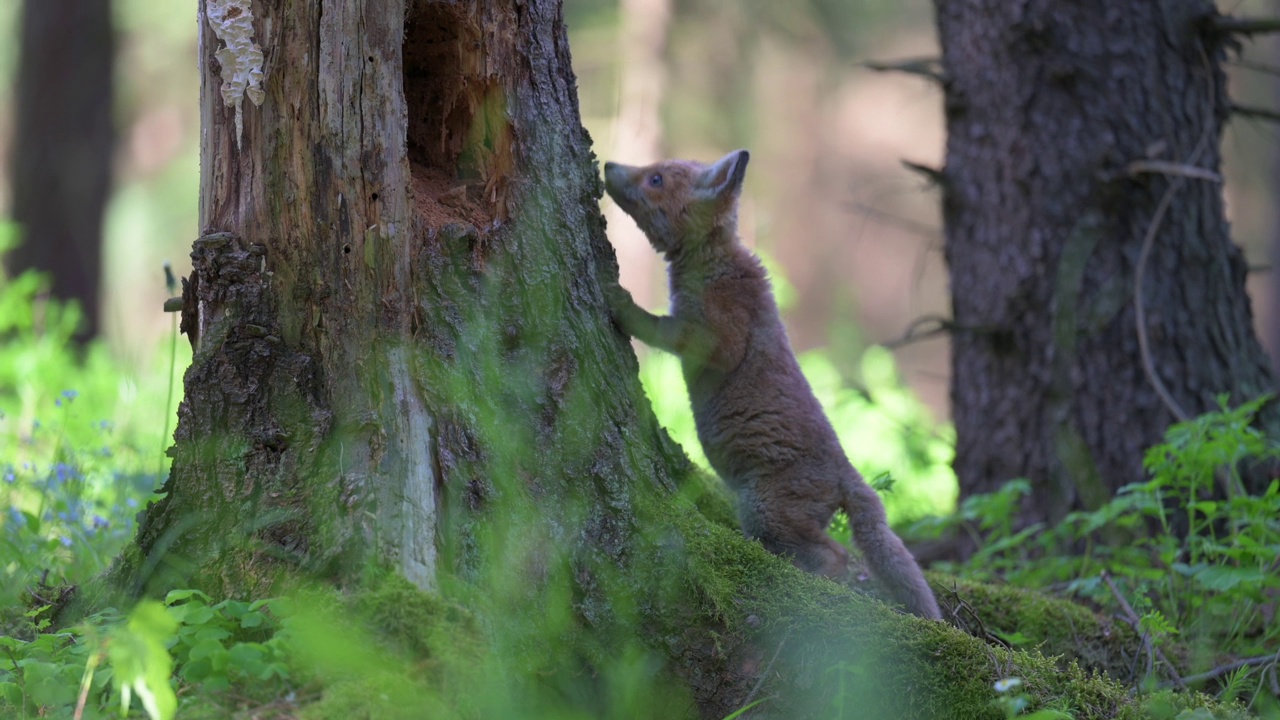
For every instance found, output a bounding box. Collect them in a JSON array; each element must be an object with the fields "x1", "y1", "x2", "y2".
[{"x1": 937, "y1": 576, "x2": 1143, "y2": 683}]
